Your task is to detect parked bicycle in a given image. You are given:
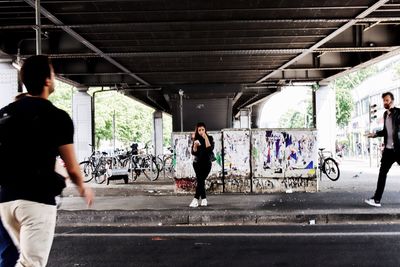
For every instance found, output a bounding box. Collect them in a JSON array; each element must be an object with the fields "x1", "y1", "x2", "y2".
[
  {"x1": 157, "y1": 152, "x2": 175, "y2": 180},
  {"x1": 79, "y1": 151, "x2": 109, "y2": 184},
  {"x1": 318, "y1": 148, "x2": 340, "y2": 181},
  {"x1": 123, "y1": 143, "x2": 160, "y2": 181}
]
